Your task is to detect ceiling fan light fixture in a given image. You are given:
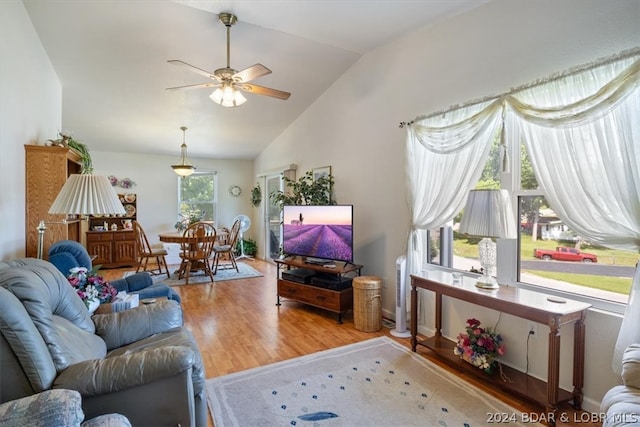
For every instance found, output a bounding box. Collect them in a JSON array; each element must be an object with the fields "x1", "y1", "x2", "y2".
[
  {"x1": 210, "y1": 84, "x2": 246, "y2": 107},
  {"x1": 166, "y1": 12, "x2": 290, "y2": 104},
  {"x1": 171, "y1": 126, "x2": 196, "y2": 176}
]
